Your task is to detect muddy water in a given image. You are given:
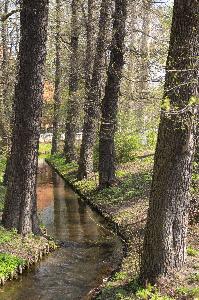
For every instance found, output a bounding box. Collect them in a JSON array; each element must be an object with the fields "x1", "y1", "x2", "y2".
[{"x1": 0, "y1": 160, "x2": 123, "y2": 300}]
